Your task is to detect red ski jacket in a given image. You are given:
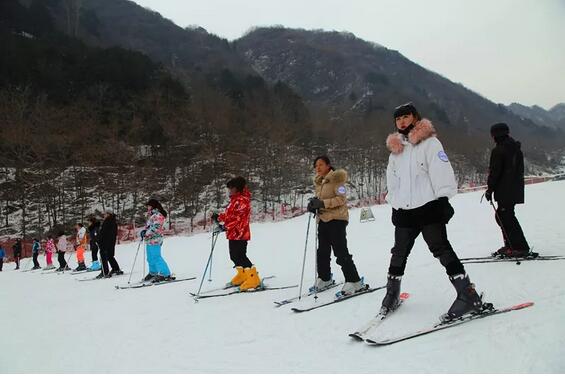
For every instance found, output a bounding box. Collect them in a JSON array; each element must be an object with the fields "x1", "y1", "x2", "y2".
[{"x1": 218, "y1": 188, "x2": 251, "y2": 241}]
